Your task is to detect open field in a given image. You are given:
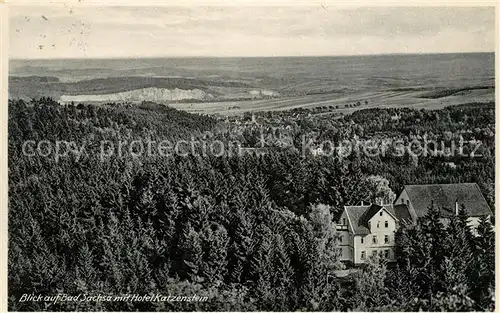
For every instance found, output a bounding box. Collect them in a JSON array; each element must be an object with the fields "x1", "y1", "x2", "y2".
[
  {"x1": 9, "y1": 53, "x2": 494, "y2": 115},
  {"x1": 169, "y1": 87, "x2": 494, "y2": 116}
]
